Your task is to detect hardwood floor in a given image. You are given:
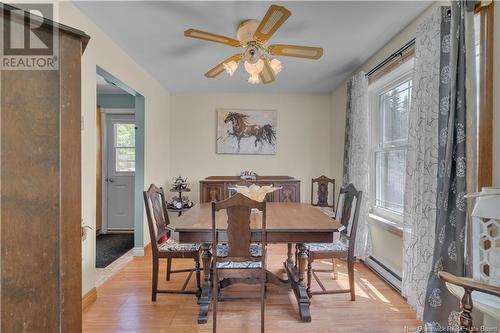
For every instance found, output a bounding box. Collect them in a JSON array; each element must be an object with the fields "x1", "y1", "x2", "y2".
[{"x1": 83, "y1": 244, "x2": 420, "y2": 333}]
